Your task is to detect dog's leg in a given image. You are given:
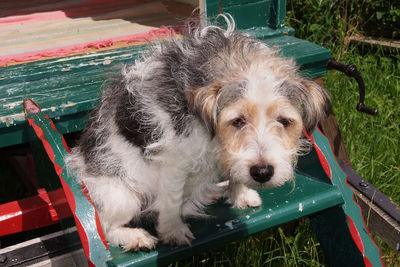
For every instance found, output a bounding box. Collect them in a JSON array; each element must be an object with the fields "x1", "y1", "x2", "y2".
[
  {"x1": 155, "y1": 173, "x2": 195, "y2": 245},
  {"x1": 226, "y1": 183, "x2": 262, "y2": 209},
  {"x1": 84, "y1": 178, "x2": 158, "y2": 251},
  {"x1": 181, "y1": 178, "x2": 227, "y2": 218}
]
